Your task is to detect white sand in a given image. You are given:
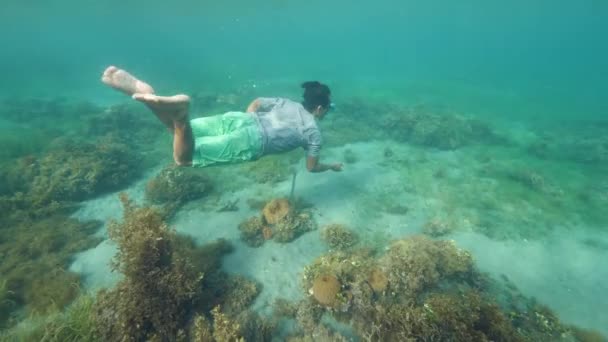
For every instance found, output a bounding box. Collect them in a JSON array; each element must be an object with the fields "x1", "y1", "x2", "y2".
[{"x1": 70, "y1": 140, "x2": 608, "y2": 335}]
